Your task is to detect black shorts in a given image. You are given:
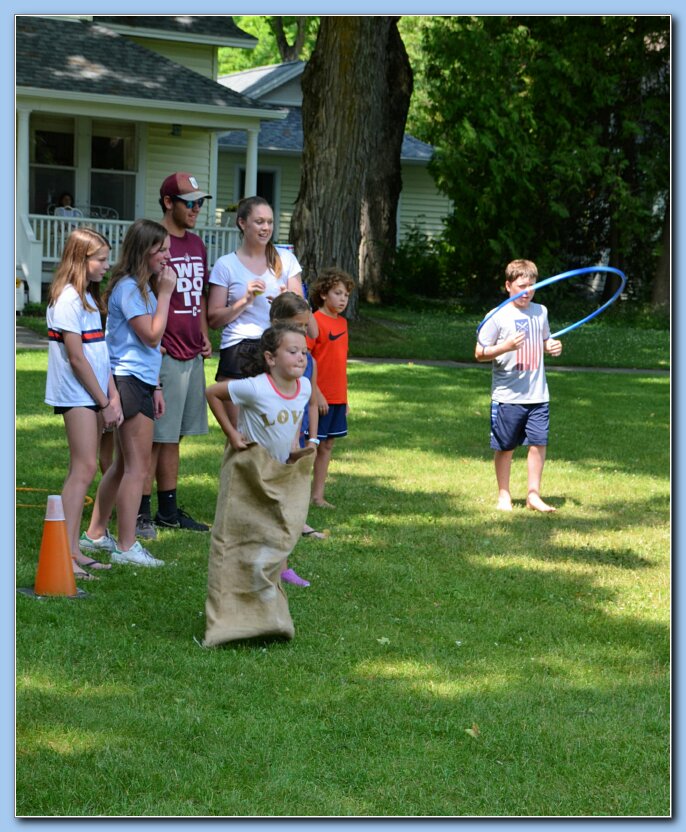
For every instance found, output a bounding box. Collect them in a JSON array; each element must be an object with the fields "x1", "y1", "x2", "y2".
[
  {"x1": 114, "y1": 374, "x2": 156, "y2": 421},
  {"x1": 215, "y1": 338, "x2": 261, "y2": 380},
  {"x1": 54, "y1": 404, "x2": 99, "y2": 414}
]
